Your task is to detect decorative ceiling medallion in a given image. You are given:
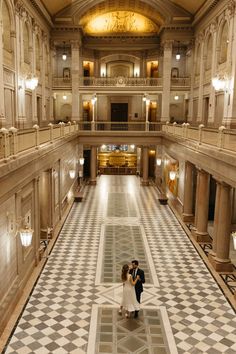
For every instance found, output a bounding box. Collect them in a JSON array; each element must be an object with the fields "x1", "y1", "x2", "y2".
[{"x1": 82, "y1": 11, "x2": 159, "y2": 35}]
